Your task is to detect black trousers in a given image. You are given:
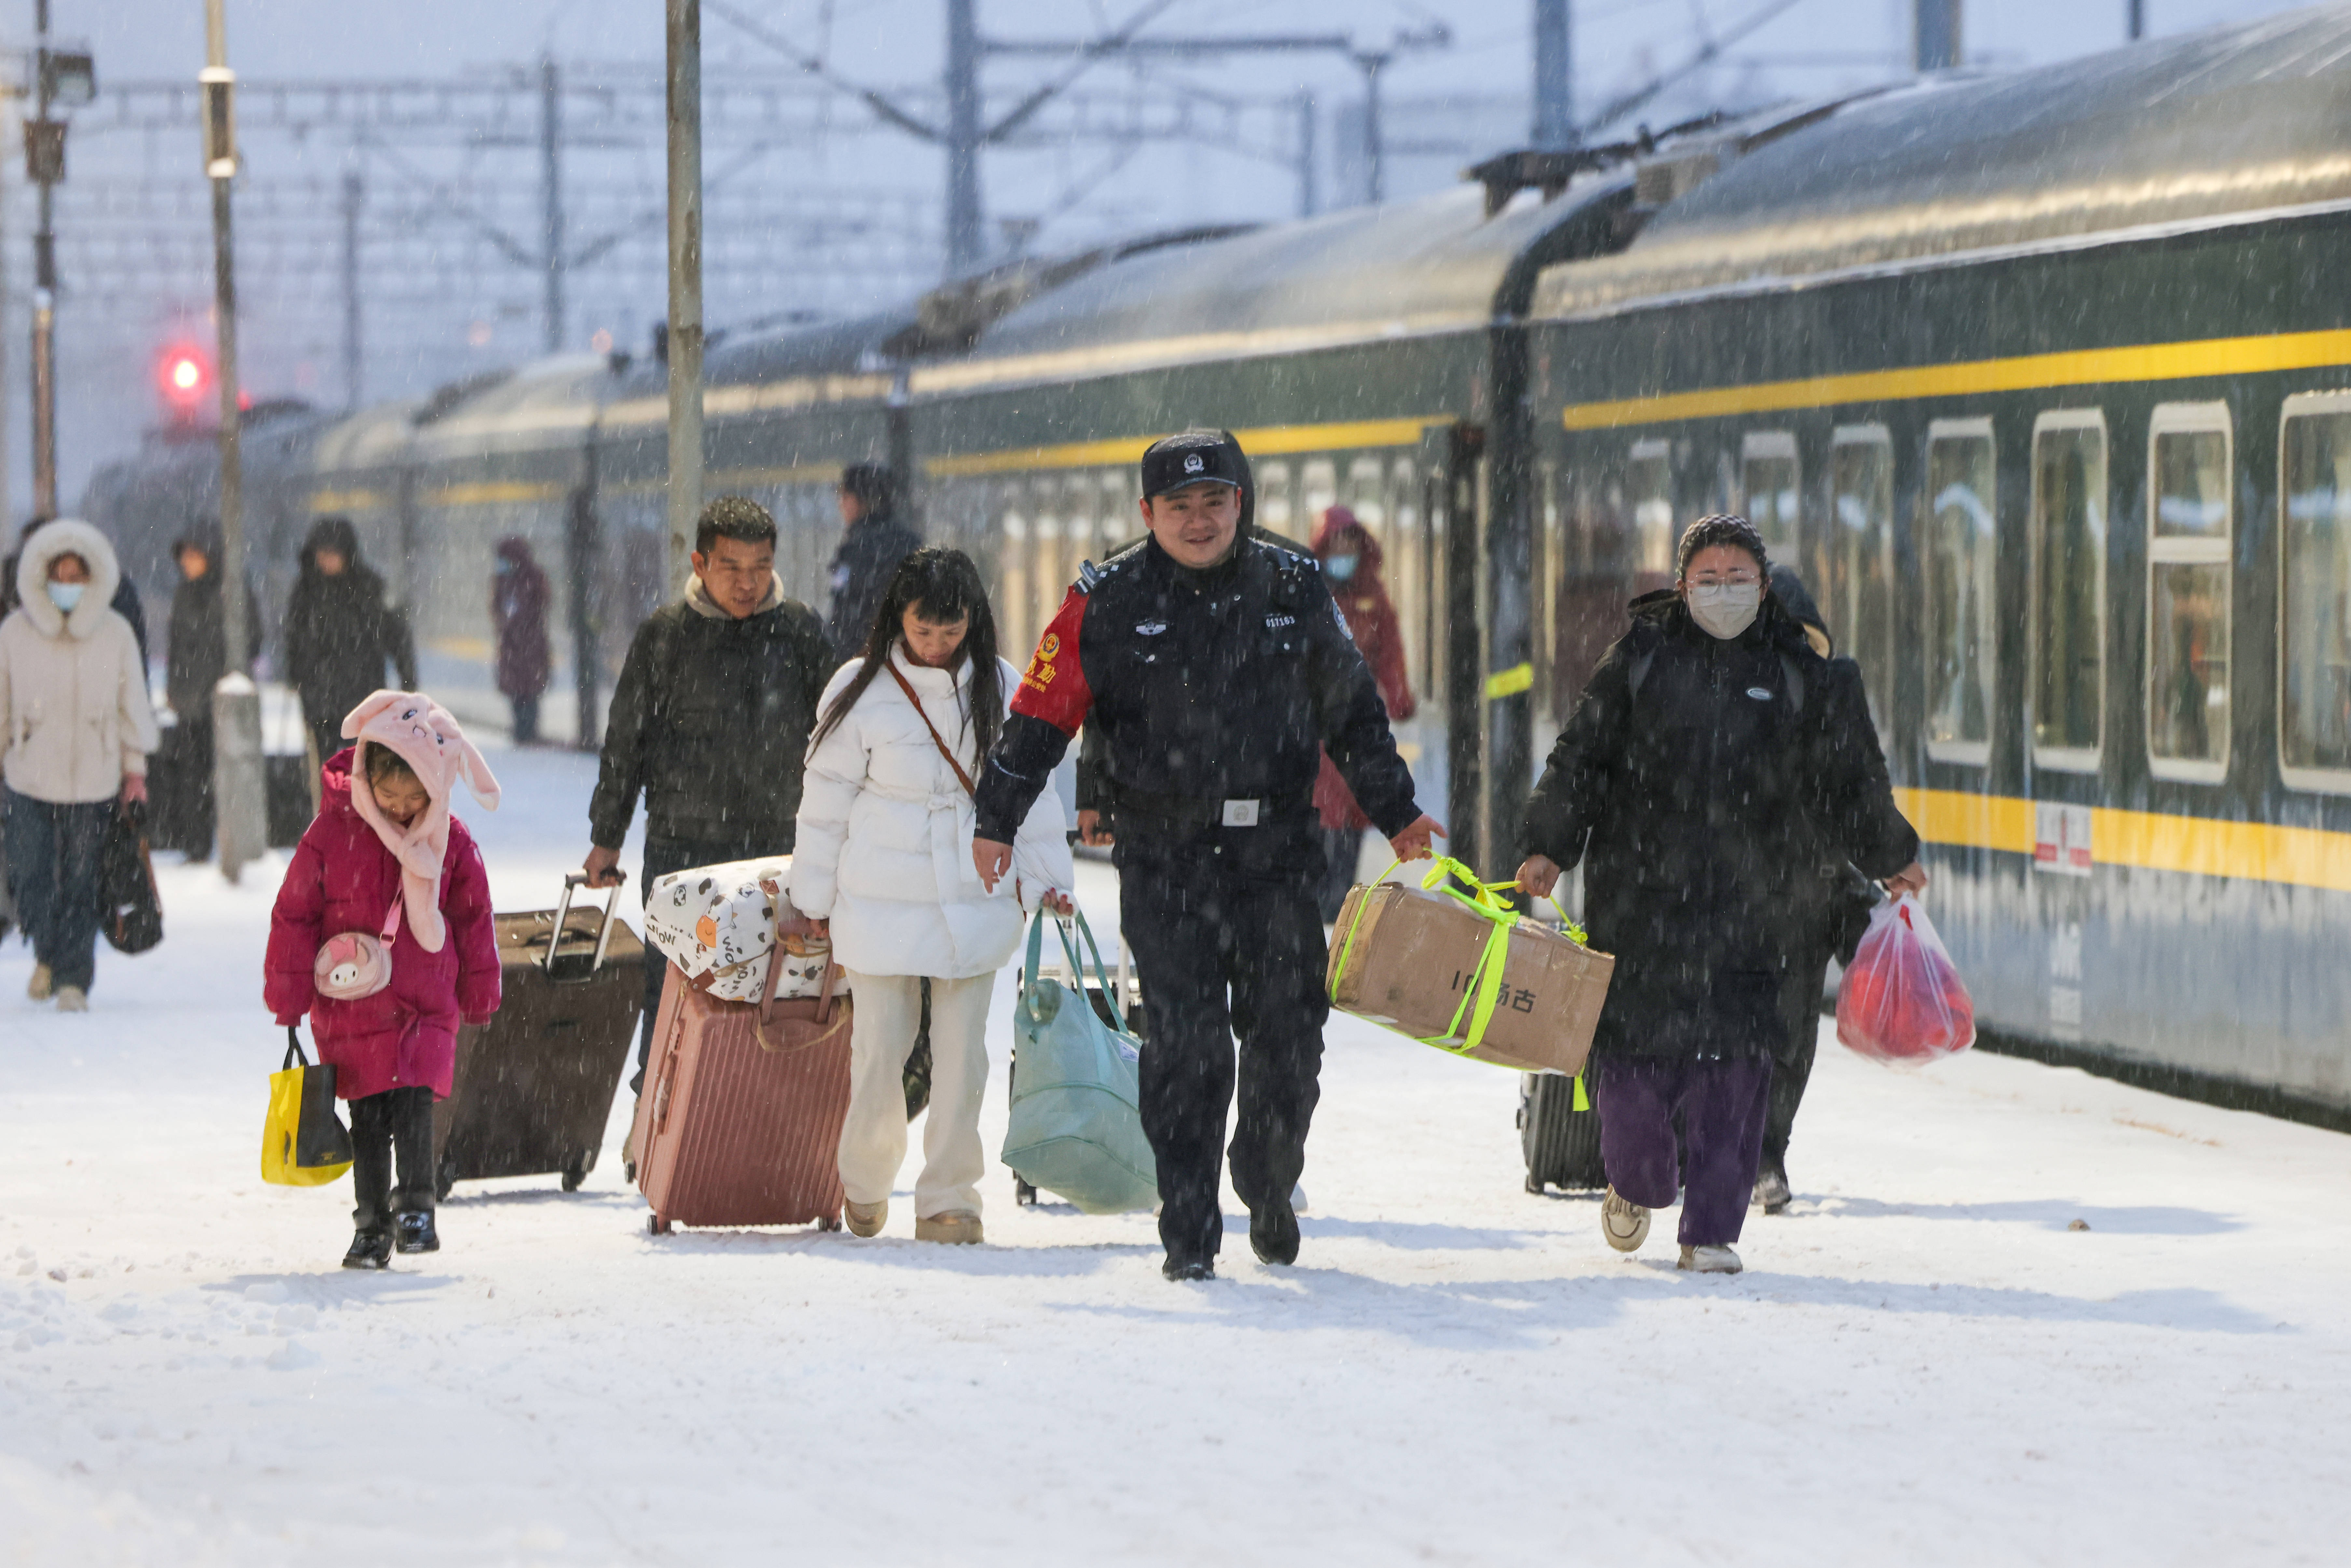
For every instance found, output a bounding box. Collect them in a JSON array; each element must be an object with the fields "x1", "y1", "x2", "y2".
[
  {"x1": 633, "y1": 835, "x2": 786, "y2": 1089},
  {"x1": 350, "y1": 1086, "x2": 436, "y2": 1227},
  {"x1": 1763, "y1": 946, "x2": 1836, "y2": 1173},
  {"x1": 1117, "y1": 829, "x2": 1329, "y2": 1265},
  {"x1": 509, "y1": 693, "x2": 541, "y2": 745},
  {"x1": 177, "y1": 712, "x2": 218, "y2": 857}
]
